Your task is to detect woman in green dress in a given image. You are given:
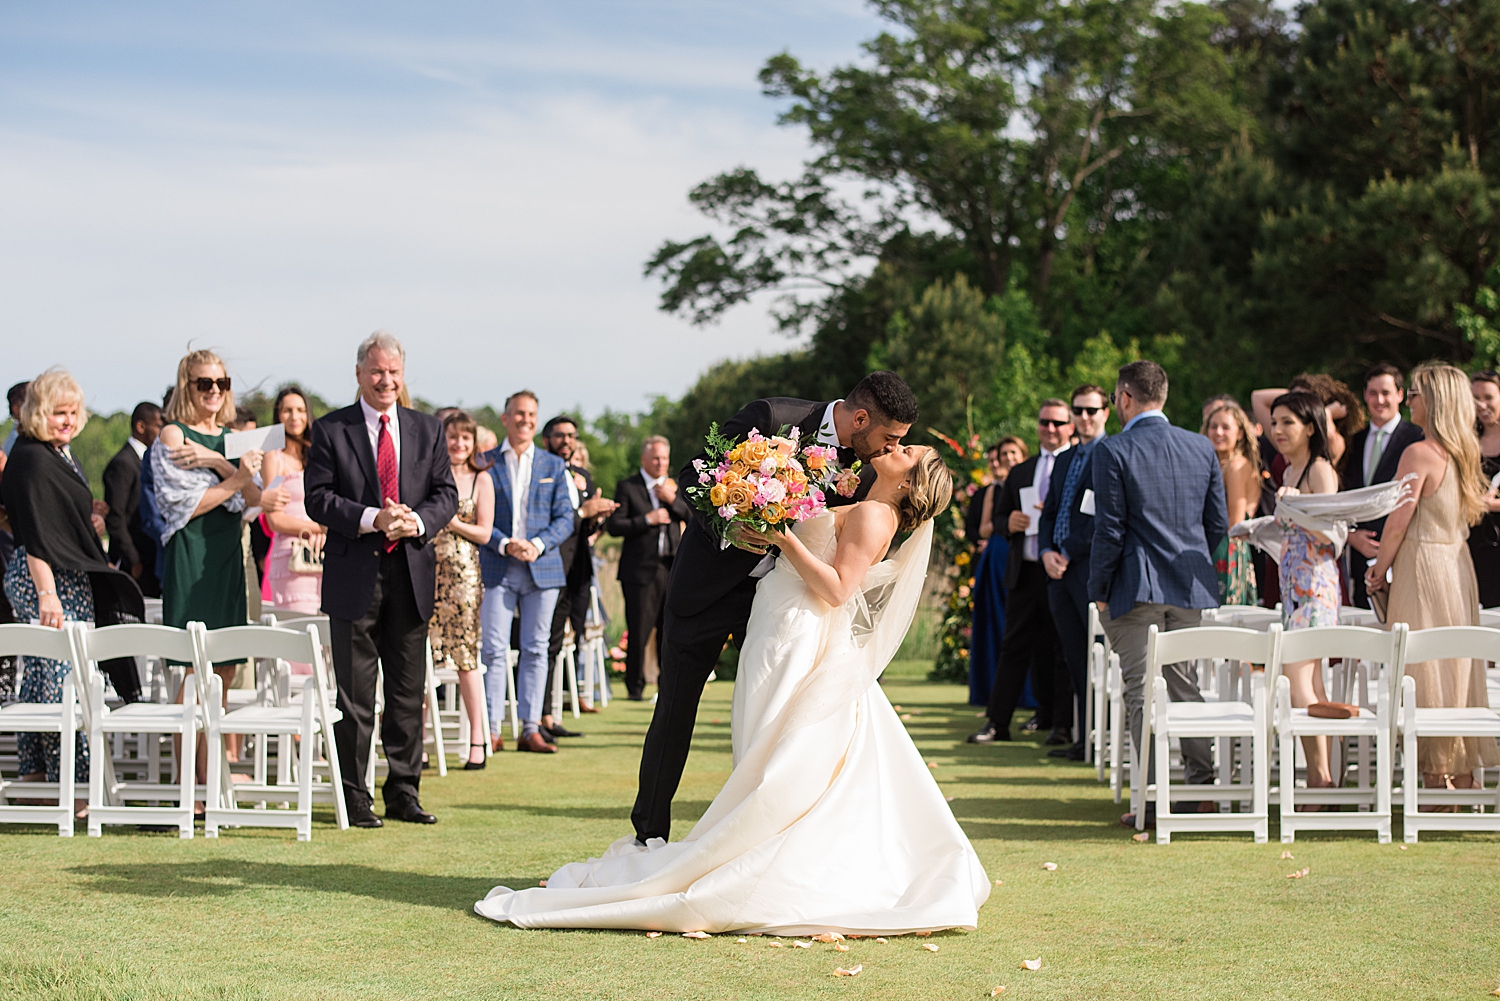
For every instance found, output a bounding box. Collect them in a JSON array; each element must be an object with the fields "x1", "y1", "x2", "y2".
[
  {"x1": 150, "y1": 349, "x2": 267, "y2": 786},
  {"x1": 1202, "y1": 401, "x2": 1261, "y2": 605}
]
